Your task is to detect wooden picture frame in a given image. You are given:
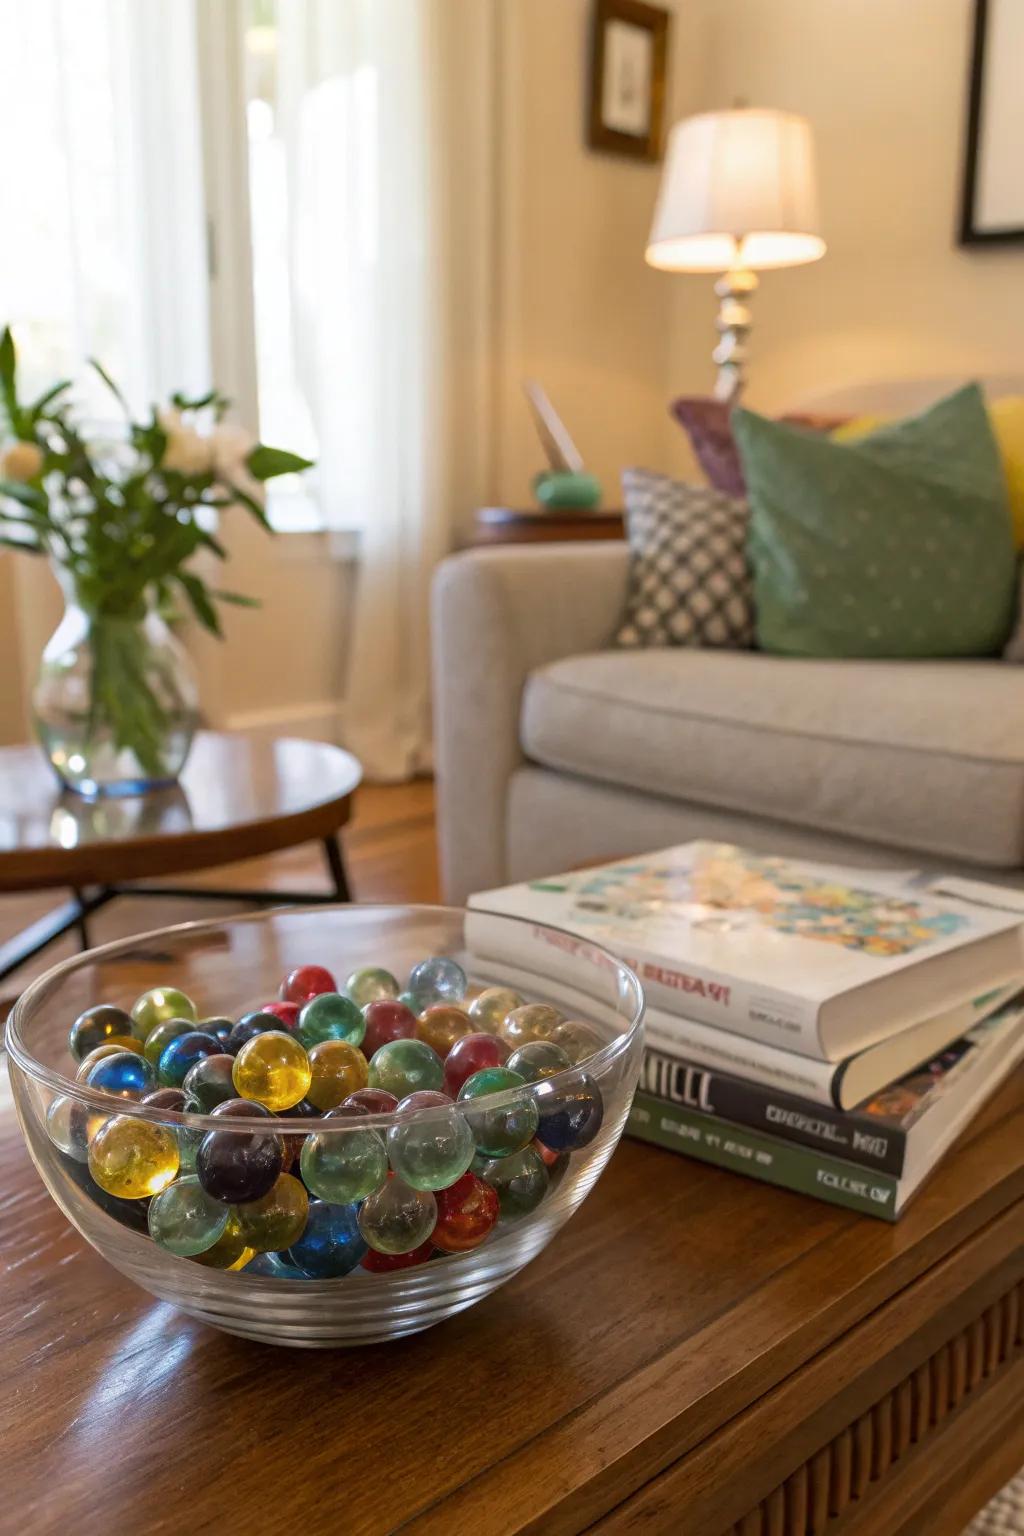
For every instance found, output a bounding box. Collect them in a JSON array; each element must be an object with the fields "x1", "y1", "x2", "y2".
[
  {"x1": 959, "y1": 0, "x2": 1024, "y2": 245},
  {"x1": 587, "y1": 0, "x2": 671, "y2": 163}
]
